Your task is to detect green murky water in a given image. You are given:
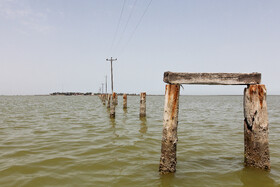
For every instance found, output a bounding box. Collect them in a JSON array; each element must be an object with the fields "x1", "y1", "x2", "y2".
[{"x1": 0, "y1": 95, "x2": 279, "y2": 186}]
